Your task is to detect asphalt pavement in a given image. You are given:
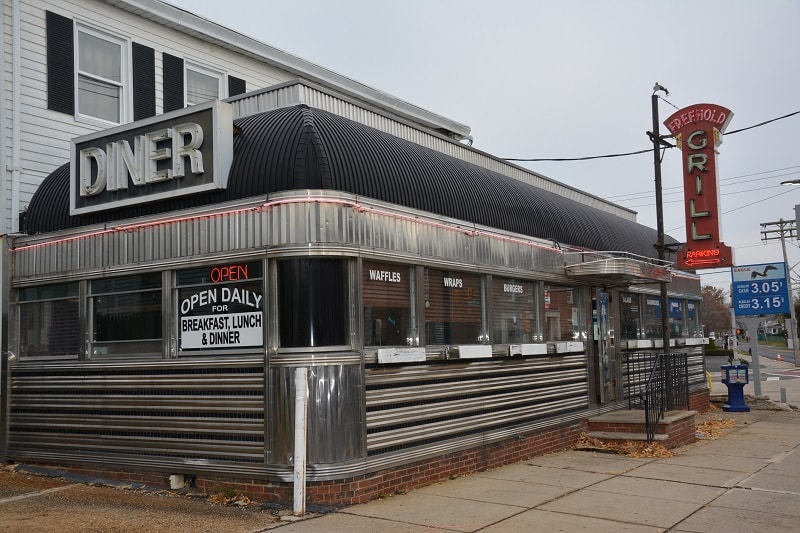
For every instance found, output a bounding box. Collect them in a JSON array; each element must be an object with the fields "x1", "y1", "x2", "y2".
[{"x1": 2, "y1": 351, "x2": 799, "y2": 532}]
